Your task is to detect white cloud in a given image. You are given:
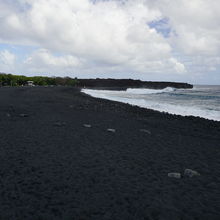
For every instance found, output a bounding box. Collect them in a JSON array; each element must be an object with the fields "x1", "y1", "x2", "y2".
[
  {"x1": 0, "y1": 0, "x2": 184, "y2": 75},
  {"x1": 0, "y1": 50, "x2": 16, "y2": 73},
  {"x1": 154, "y1": 0, "x2": 220, "y2": 56},
  {"x1": 23, "y1": 49, "x2": 82, "y2": 74},
  {"x1": 0, "y1": 0, "x2": 219, "y2": 84},
  {"x1": 0, "y1": 50, "x2": 15, "y2": 65},
  {"x1": 169, "y1": 58, "x2": 186, "y2": 74},
  {"x1": 24, "y1": 49, "x2": 81, "y2": 67}
]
